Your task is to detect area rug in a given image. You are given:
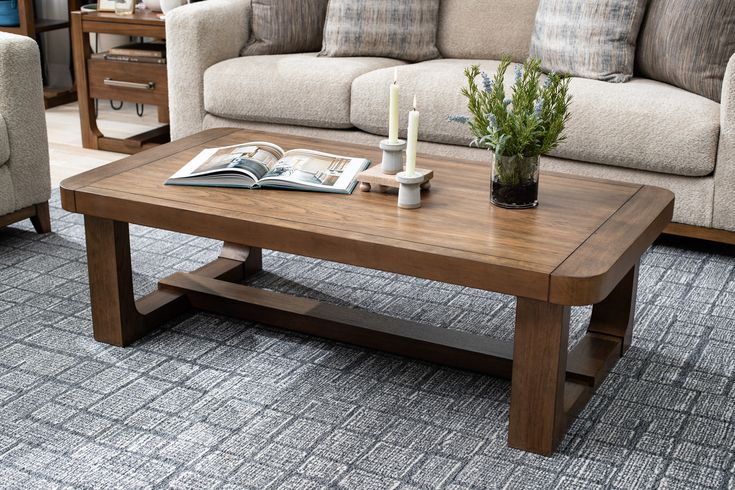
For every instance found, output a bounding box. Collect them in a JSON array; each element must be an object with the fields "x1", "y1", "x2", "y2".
[{"x1": 0, "y1": 191, "x2": 733, "y2": 489}]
